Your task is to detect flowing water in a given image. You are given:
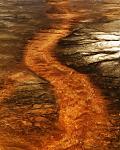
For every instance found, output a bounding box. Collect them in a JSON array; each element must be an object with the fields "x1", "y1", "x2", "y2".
[
  {"x1": 0, "y1": 0, "x2": 49, "y2": 71},
  {"x1": 0, "y1": 0, "x2": 120, "y2": 149}
]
